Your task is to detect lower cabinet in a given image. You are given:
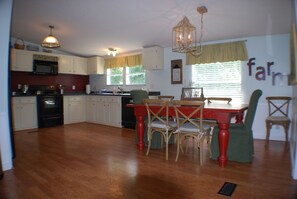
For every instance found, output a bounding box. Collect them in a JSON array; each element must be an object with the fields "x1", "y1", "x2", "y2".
[
  {"x1": 86, "y1": 95, "x2": 122, "y2": 127},
  {"x1": 12, "y1": 97, "x2": 37, "y2": 131},
  {"x1": 63, "y1": 95, "x2": 86, "y2": 124}
]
